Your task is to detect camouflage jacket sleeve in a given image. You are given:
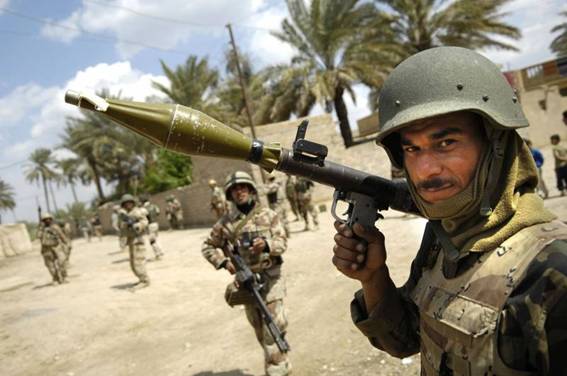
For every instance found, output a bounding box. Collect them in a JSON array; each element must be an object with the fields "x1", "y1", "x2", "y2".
[
  {"x1": 52, "y1": 224, "x2": 69, "y2": 245},
  {"x1": 264, "y1": 208, "x2": 287, "y2": 257},
  {"x1": 350, "y1": 226, "x2": 434, "y2": 358},
  {"x1": 201, "y1": 220, "x2": 229, "y2": 269},
  {"x1": 498, "y1": 239, "x2": 567, "y2": 374}
]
